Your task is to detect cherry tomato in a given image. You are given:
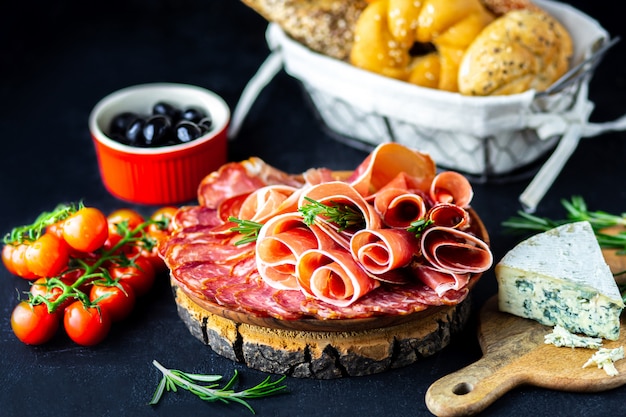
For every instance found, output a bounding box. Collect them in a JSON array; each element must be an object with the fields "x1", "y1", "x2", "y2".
[
  {"x1": 62, "y1": 207, "x2": 109, "y2": 253},
  {"x1": 25, "y1": 233, "x2": 70, "y2": 278},
  {"x1": 147, "y1": 206, "x2": 178, "y2": 242},
  {"x1": 2, "y1": 244, "x2": 18, "y2": 275},
  {"x1": 63, "y1": 301, "x2": 111, "y2": 346},
  {"x1": 11, "y1": 301, "x2": 60, "y2": 345},
  {"x1": 90, "y1": 281, "x2": 136, "y2": 322},
  {"x1": 10, "y1": 243, "x2": 37, "y2": 280},
  {"x1": 30, "y1": 277, "x2": 74, "y2": 311},
  {"x1": 46, "y1": 220, "x2": 66, "y2": 240},
  {"x1": 109, "y1": 256, "x2": 156, "y2": 297},
  {"x1": 104, "y1": 208, "x2": 146, "y2": 253},
  {"x1": 107, "y1": 208, "x2": 145, "y2": 234}
]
